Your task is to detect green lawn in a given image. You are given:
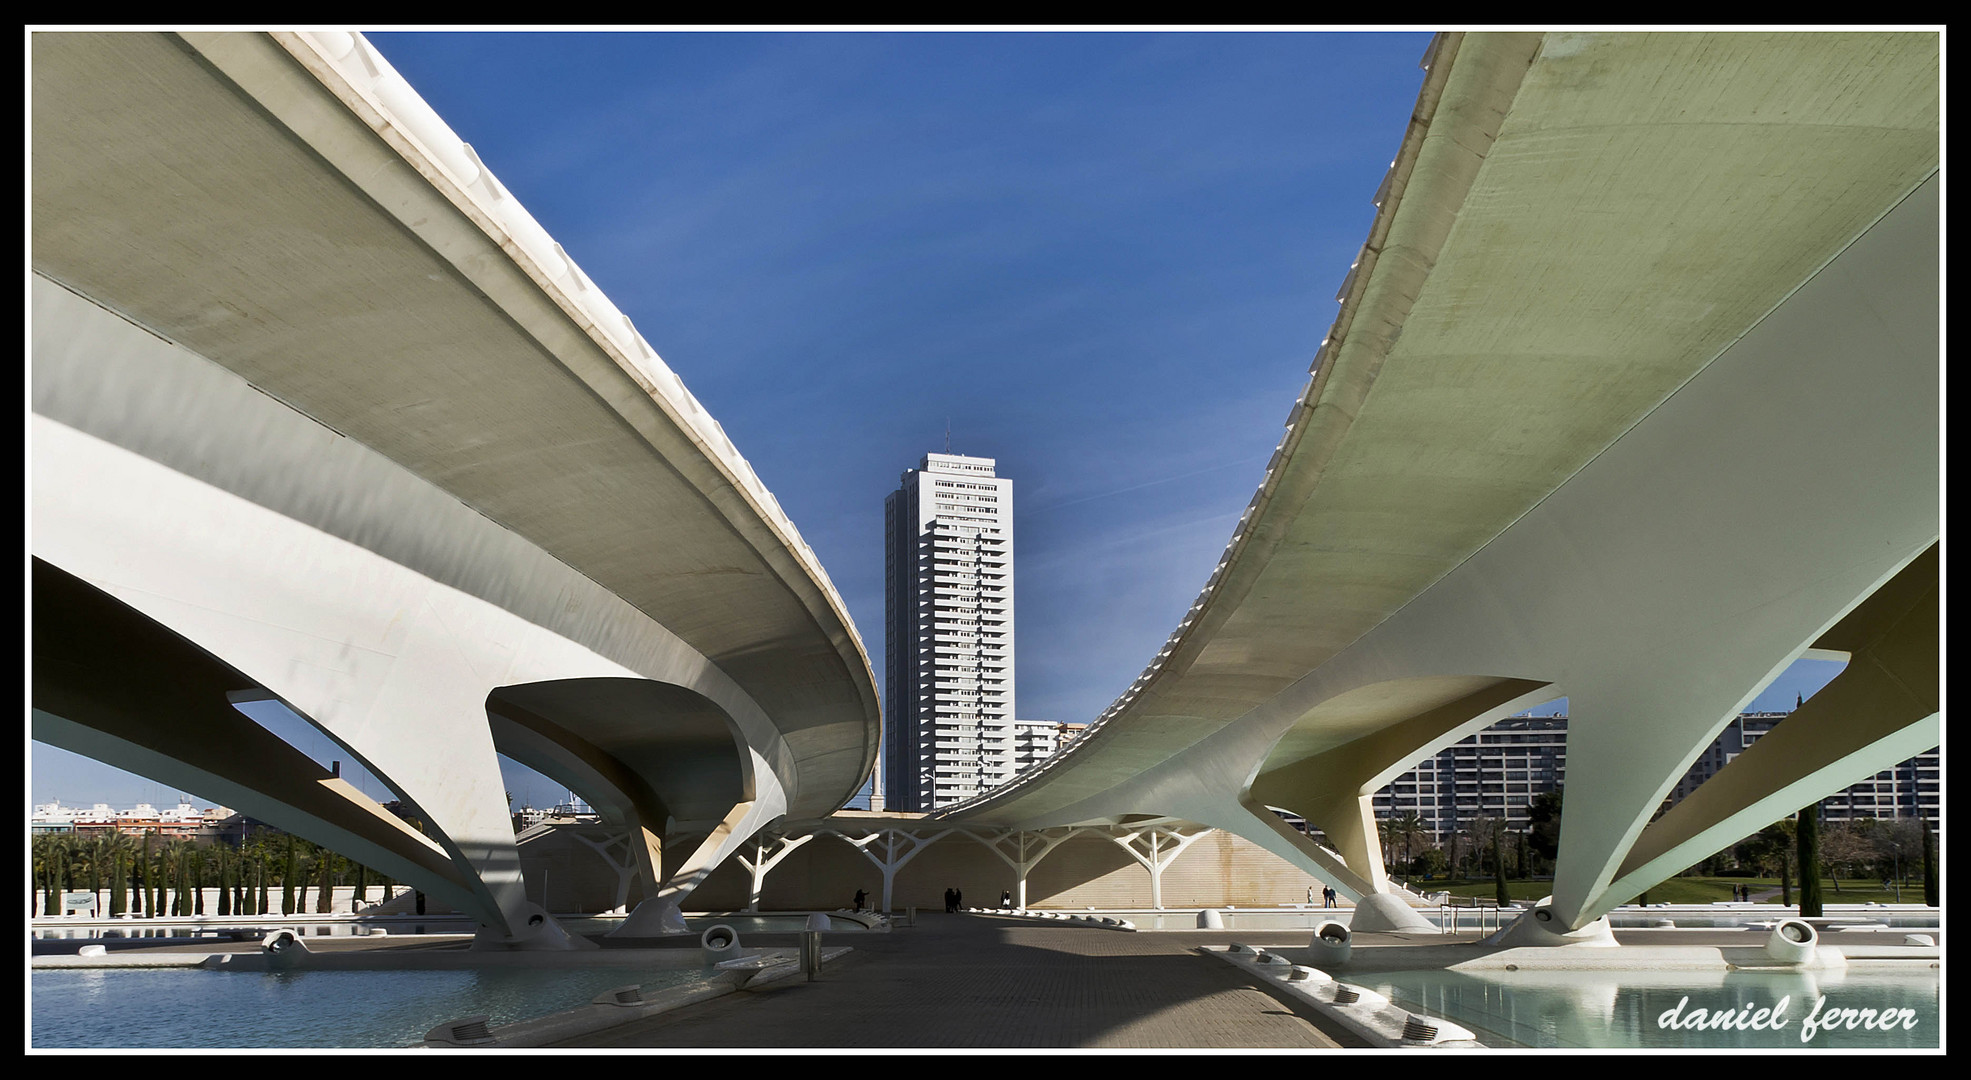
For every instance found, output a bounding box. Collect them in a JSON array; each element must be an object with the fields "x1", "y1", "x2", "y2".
[{"x1": 1404, "y1": 876, "x2": 1930, "y2": 907}]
